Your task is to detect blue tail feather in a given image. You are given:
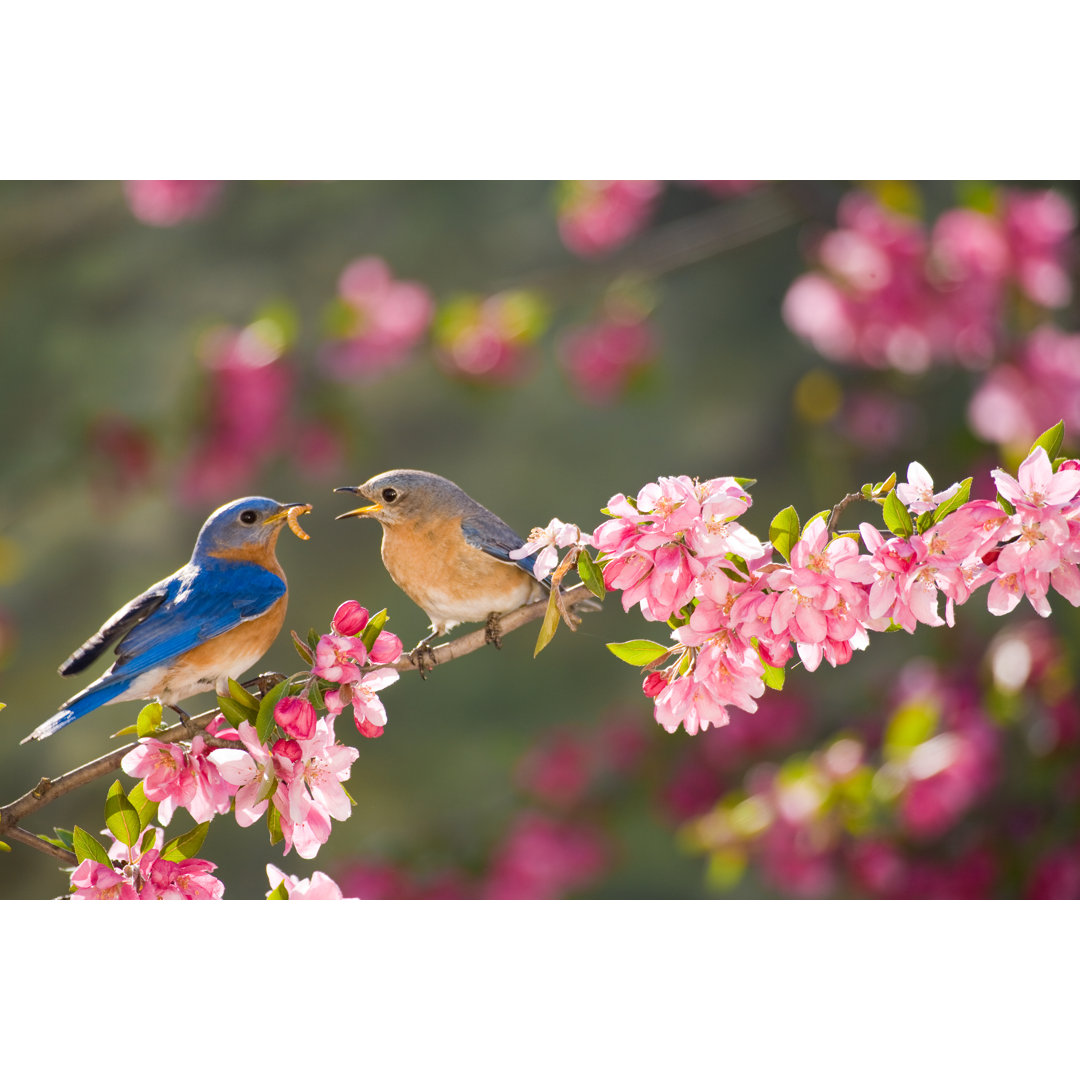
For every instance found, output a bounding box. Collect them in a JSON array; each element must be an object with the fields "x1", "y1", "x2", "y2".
[{"x1": 22, "y1": 678, "x2": 133, "y2": 744}]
